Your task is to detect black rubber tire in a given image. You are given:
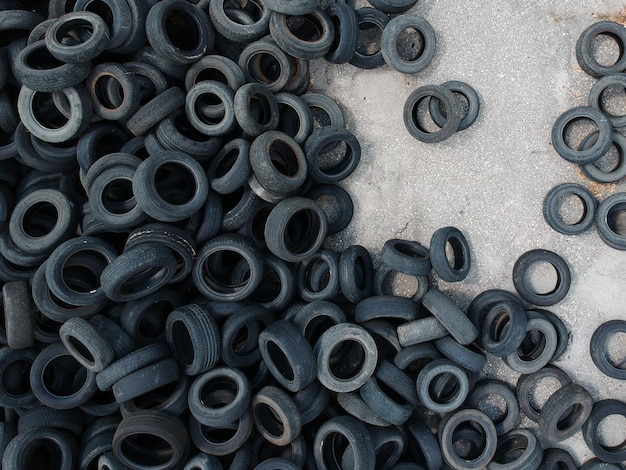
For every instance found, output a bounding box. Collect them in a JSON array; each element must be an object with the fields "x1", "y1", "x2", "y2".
[
  {"x1": 551, "y1": 106, "x2": 613, "y2": 164},
  {"x1": 192, "y1": 233, "x2": 264, "y2": 302},
  {"x1": 355, "y1": 295, "x2": 419, "y2": 323},
  {"x1": 304, "y1": 125, "x2": 361, "y2": 183},
  {"x1": 59, "y1": 317, "x2": 115, "y2": 373},
  {"x1": 590, "y1": 319, "x2": 626, "y2": 379},
  {"x1": 250, "y1": 130, "x2": 308, "y2": 195},
  {"x1": 165, "y1": 303, "x2": 221, "y2": 376},
  {"x1": 367, "y1": 0, "x2": 417, "y2": 13},
  {"x1": 112, "y1": 410, "x2": 188, "y2": 470},
  {"x1": 0, "y1": 347, "x2": 39, "y2": 409},
  {"x1": 262, "y1": 0, "x2": 318, "y2": 15},
  {"x1": 238, "y1": 37, "x2": 293, "y2": 92},
  {"x1": 429, "y1": 226, "x2": 471, "y2": 281},
  {"x1": 96, "y1": 342, "x2": 171, "y2": 391},
  {"x1": 2, "y1": 280, "x2": 35, "y2": 349},
  {"x1": 12, "y1": 40, "x2": 90, "y2": 92},
  {"x1": 338, "y1": 244, "x2": 373, "y2": 303},
  {"x1": 208, "y1": 138, "x2": 251, "y2": 195},
  {"x1": 275, "y1": 92, "x2": 314, "y2": 145},
  {"x1": 543, "y1": 183, "x2": 597, "y2": 235},
  {"x1": 184, "y1": 54, "x2": 247, "y2": 94},
  {"x1": 297, "y1": 248, "x2": 341, "y2": 302},
  {"x1": 259, "y1": 320, "x2": 316, "y2": 392},
  {"x1": 467, "y1": 379, "x2": 520, "y2": 436},
  {"x1": 539, "y1": 448, "x2": 577, "y2": 470},
  {"x1": 512, "y1": 249, "x2": 571, "y2": 306},
  {"x1": 468, "y1": 288, "x2": 525, "y2": 330},
  {"x1": 440, "y1": 408, "x2": 498, "y2": 470},
  {"x1": 538, "y1": 383, "x2": 593, "y2": 442},
  {"x1": 17, "y1": 406, "x2": 84, "y2": 436},
  {"x1": 416, "y1": 358, "x2": 469, "y2": 413},
  {"x1": 251, "y1": 384, "x2": 302, "y2": 446},
  {"x1": 2, "y1": 427, "x2": 77, "y2": 470},
  {"x1": 188, "y1": 366, "x2": 250, "y2": 427},
  {"x1": 146, "y1": 0, "x2": 214, "y2": 65},
  {"x1": 480, "y1": 300, "x2": 527, "y2": 357},
  {"x1": 234, "y1": 82, "x2": 280, "y2": 137},
  {"x1": 588, "y1": 73, "x2": 626, "y2": 127},
  {"x1": 579, "y1": 459, "x2": 624, "y2": 470},
  {"x1": 429, "y1": 80, "x2": 481, "y2": 131},
  {"x1": 406, "y1": 420, "x2": 443, "y2": 470},
  {"x1": 301, "y1": 92, "x2": 345, "y2": 129},
  {"x1": 336, "y1": 390, "x2": 391, "y2": 426},
  {"x1": 381, "y1": 14, "x2": 436, "y2": 74},
  {"x1": 264, "y1": 196, "x2": 328, "y2": 262},
  {"x1": 111, "y1": 357, "x2": 180, "y2": 403},
  {"x1": 315, "y1": 322, "x2": 378, "y2": 392},
  {"x1": 324, "y1": 3, "x2": 358, "y2": 64},
  {"x1": 45, "y1": 11, "x2": 110, "y2": 63},
  {"x1": 516, "y1": 364, "x2": 572, "y2": 422},
  {"x1": 504, "y1": 311, "x2": 558, "y2": 374},
  {"x1": 488, "y1": 428, "x2": 543, "y2": 470},
  {"x1": 580, "y1": 130, "x2": 626, "y2": 183},
  {"x1": 188, "y1": 411, "x2": 253, "y2": 457},
  {"x1": 350, "y1": 7, "x2": 390, "y2": 69},
  {"x1": 576, "y1": 21, "x2": 626, "y2": 78},
  {"x1": 209, "y1": 0, "x2": 270, "y2": 43},
  {"x1": 155, "y1": 109, "x2": 222, "y2": 160},
  {"x1": 435, "y1": 336, "x2": 487, "y2": 372},
  {"x1": 404, "y1": 84, "x2": 462, "y2": 143},
  {"x1": 397, "y1": 316, "x2": 449, "y2": 347},
  {"x1": 596, "y1": 192, "x2": 626, "y2": 250},
  {"x1": 532, "y1": 309, "x2": 570, "y2": 362},
  {"x1": 422, "y1": 288, "x2": 478, "y2": 345},
  {"x1": 100, "y1": 244, "x2": 178, "y2": 302},
  {"x1": 381, "y1": 238, "x2": 431, "y2": 276},
  {"x1": 582, "y1": 399, "x2": 626, "y2": 464},
  {"x1": 313, "y1": 415, "x2": 375, "y2": 470},
  {"x1": 87, "y1": 62, "x2": 142, "y2": 121},
  {"x1": 291, "y1": 299, "x2": 346, "y2": 345},
  {"x1": 126, "y1": 86, "x2": 185, "y2": 136},
  {"x1": 269, "y1": 10, "x2": 335, "y2": 60},
  {"x1": 8, "y1": 188, "x2": 77, "y2": 256},
  {"x1": 185, "y1": 81, "x2": 237, "y2": 136},
  {"x1": 71, "y1": 0, "x2": 133, "y2": 52}
]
